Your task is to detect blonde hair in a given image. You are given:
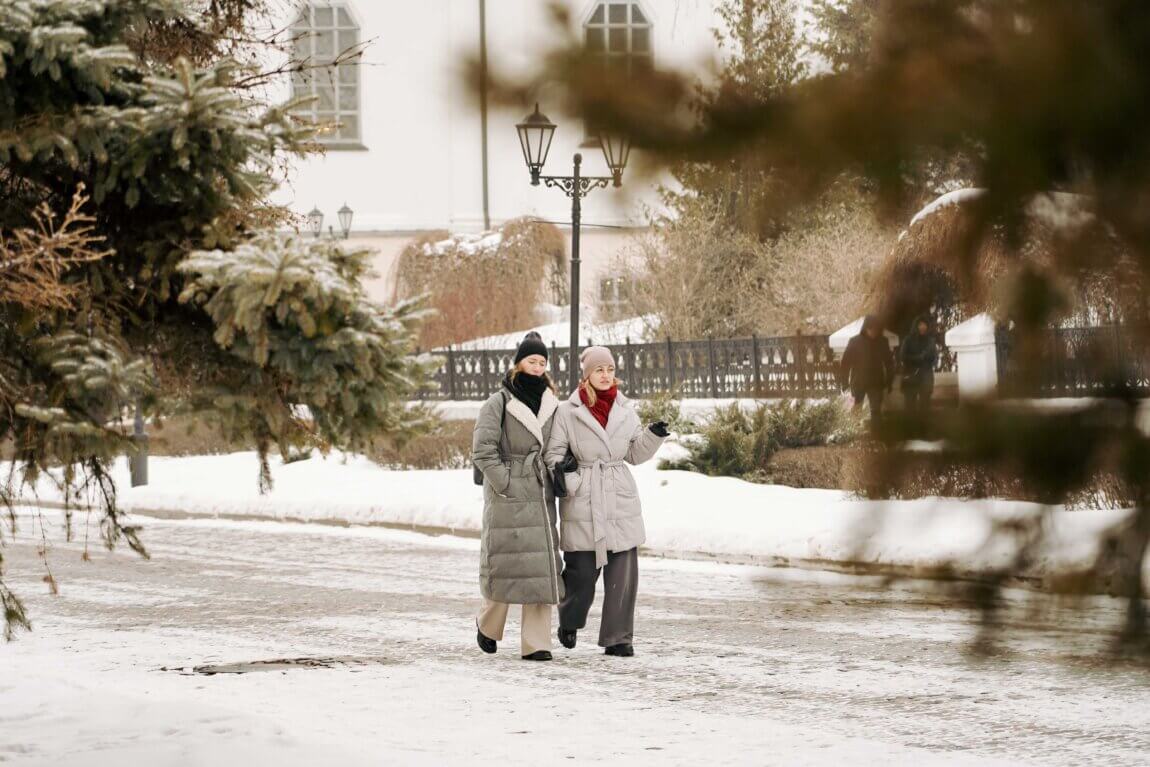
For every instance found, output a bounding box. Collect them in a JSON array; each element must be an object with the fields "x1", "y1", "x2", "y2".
[
  {"x1": 509, "y1": 360, "x2": 557, "y2": 393},
  {"x1": 581, "y1": 377, "x2": 623, "y2": 406}
]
